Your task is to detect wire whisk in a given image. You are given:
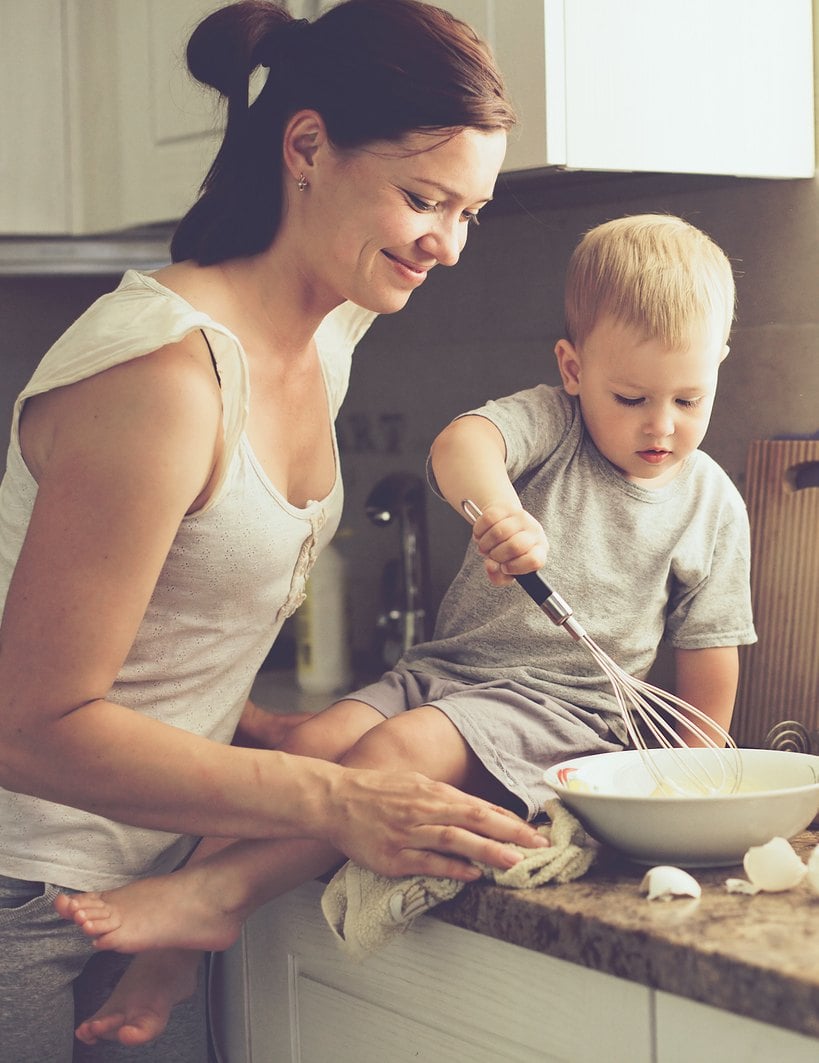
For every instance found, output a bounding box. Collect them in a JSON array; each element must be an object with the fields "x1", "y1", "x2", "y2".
[{"x1": 461, "y1": 500, "x2": 742, "y2": 796}]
